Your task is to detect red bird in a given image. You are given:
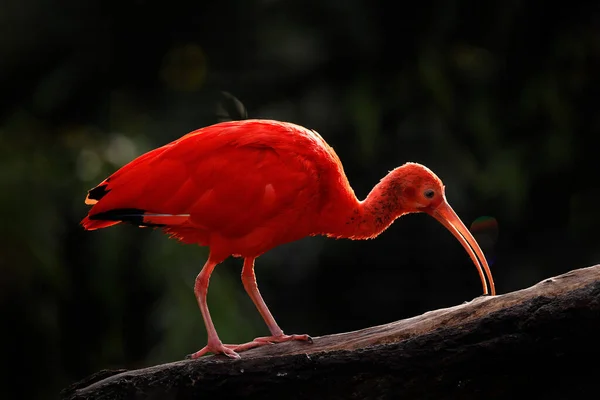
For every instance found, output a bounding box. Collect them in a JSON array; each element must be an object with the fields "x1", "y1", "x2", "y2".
[{"x1": 82, "y1": 119, "x2": 496, "y2": 359}]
